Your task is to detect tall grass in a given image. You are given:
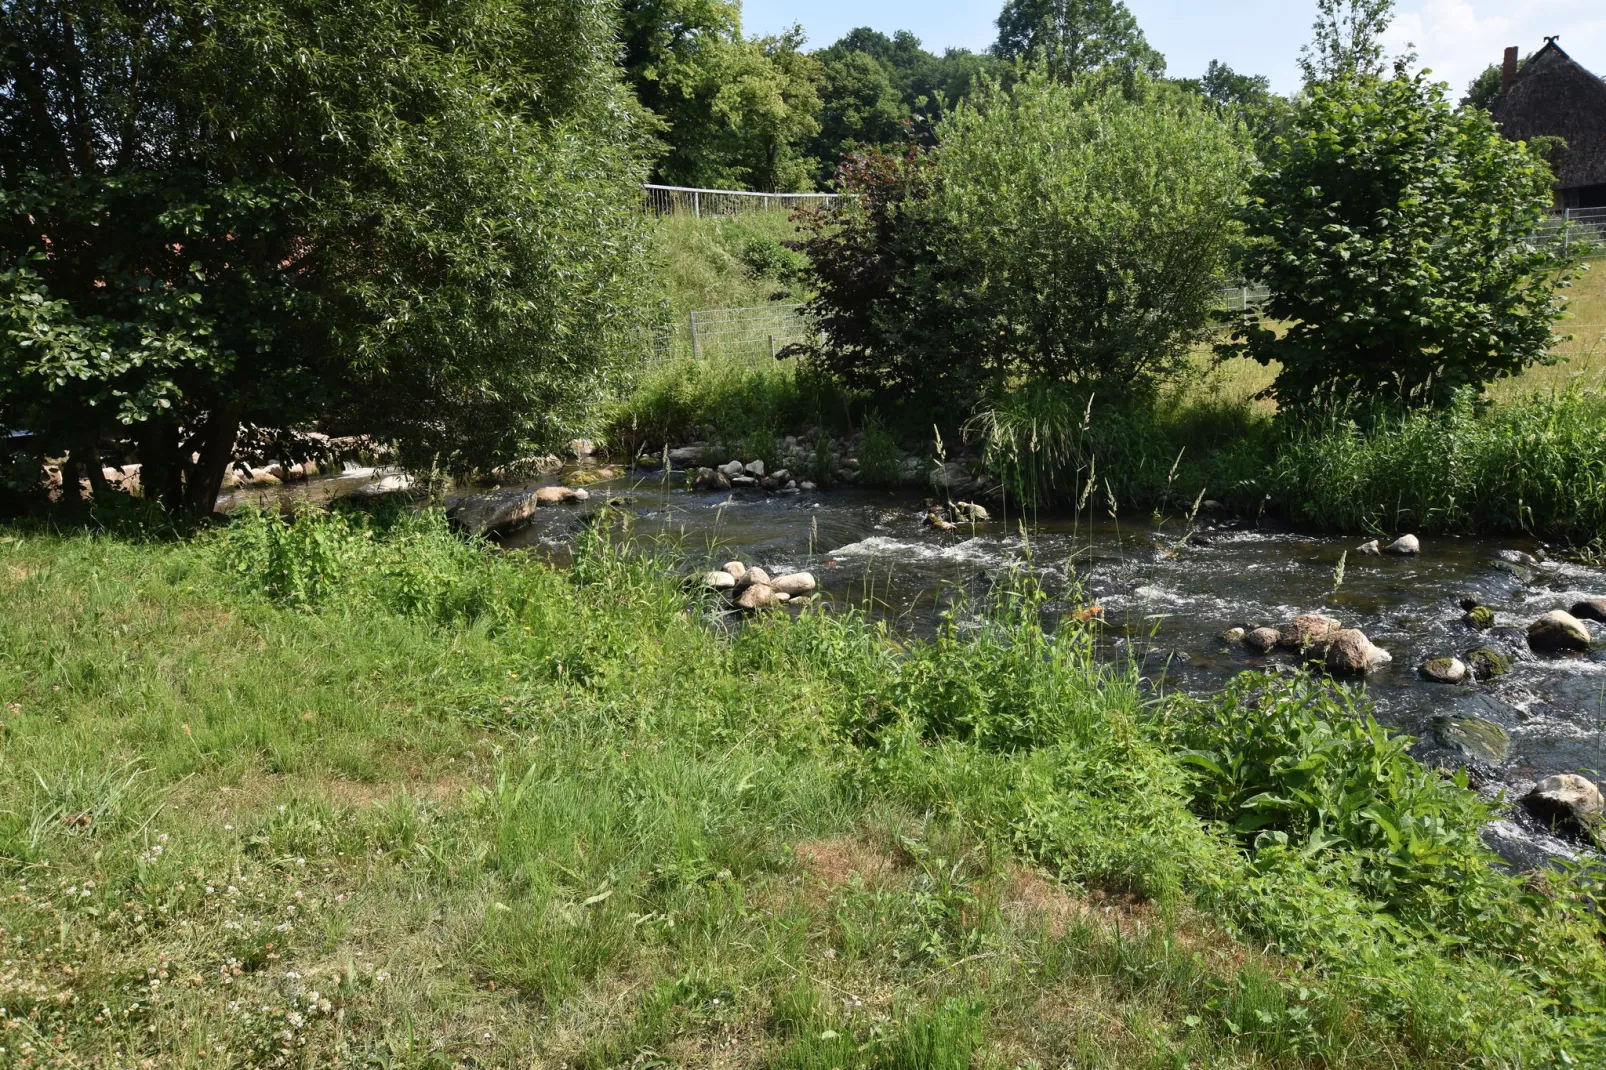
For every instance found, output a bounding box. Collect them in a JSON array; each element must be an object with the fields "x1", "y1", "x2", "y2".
[
  {"x1": 1274, "y1": 389, "x2": 1606, "y2": 539},
  {"x1": 4, "y1": 510, "x2": 1605, "y2": 1063}
]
